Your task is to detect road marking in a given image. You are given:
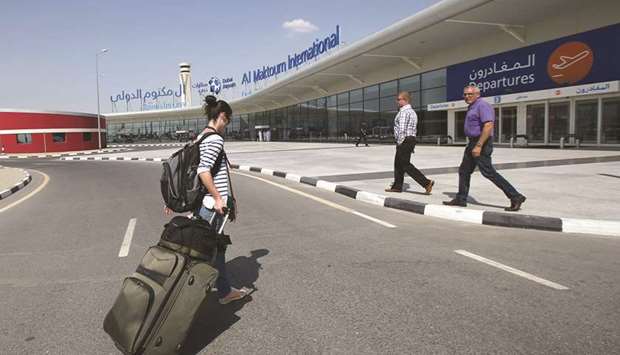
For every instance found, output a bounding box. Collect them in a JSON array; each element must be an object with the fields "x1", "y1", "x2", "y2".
[
  {"x1": 0, "y1": 170, "x2": 49, "y2": 213},
  {"x1": 118, "y1": 218, "x2": 137, "y2": 257},
  {"x1": 234, "y1": 171, "x2": 396, "y2": 228},
  {"x1": 454, "y1": 250, "x2": 569, "y2": 290}
]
